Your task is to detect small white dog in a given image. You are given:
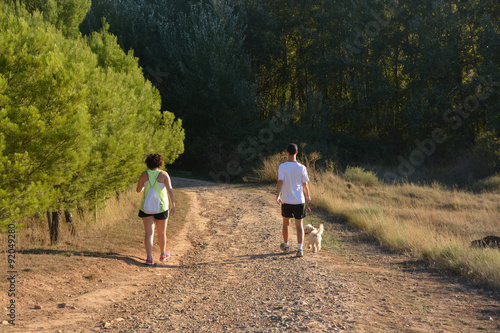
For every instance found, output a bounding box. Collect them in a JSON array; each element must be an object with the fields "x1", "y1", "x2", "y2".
[{"x1": 304, "y1": 223, "x2": 324, "y2": 253}]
